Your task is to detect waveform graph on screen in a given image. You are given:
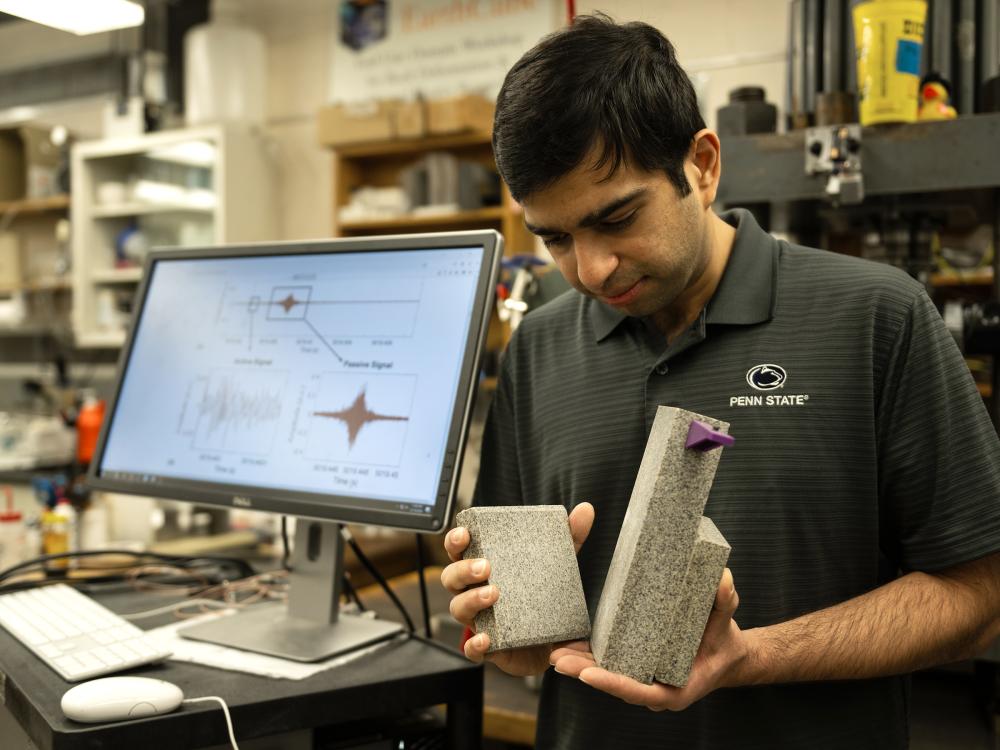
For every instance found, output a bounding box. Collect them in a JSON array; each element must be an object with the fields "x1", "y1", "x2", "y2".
[
  {"x1": 267, "y1": 286, "x2": 311, "y2": 321},
  {"x1": 307, "y1": 372, "x2": 417, "y2": 466},
  {"x1": 183, "y1": 369, "x2": 289, "y2": 455}
]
